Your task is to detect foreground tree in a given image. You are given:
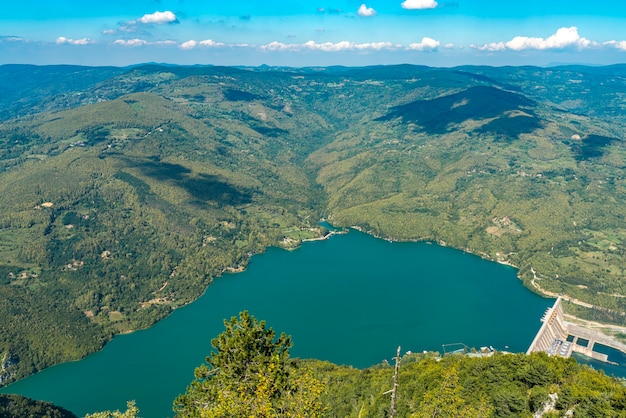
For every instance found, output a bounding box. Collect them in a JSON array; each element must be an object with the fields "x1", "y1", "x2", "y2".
[
  {"x1": 84, "y1": 401, "x2": 139, "y2": 418},
  {"x1": 173, "y1": 311, "x2": 325, "y2": 417},
  {"x1": 412, "y1": 367, "x2": 492, "y2": 417}
]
